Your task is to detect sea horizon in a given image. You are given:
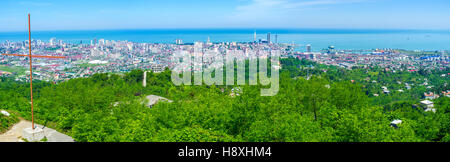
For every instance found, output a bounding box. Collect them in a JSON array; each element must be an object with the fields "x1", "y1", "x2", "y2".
[{"x1": 1, "y1": 28, "x2": 450, "y2": 51}]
